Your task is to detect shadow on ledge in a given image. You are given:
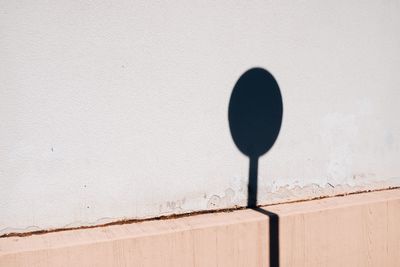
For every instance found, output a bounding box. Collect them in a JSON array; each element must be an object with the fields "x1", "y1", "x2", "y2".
[{"x1": 228, "y1": 67, "x2": 283, "y2": 267}]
